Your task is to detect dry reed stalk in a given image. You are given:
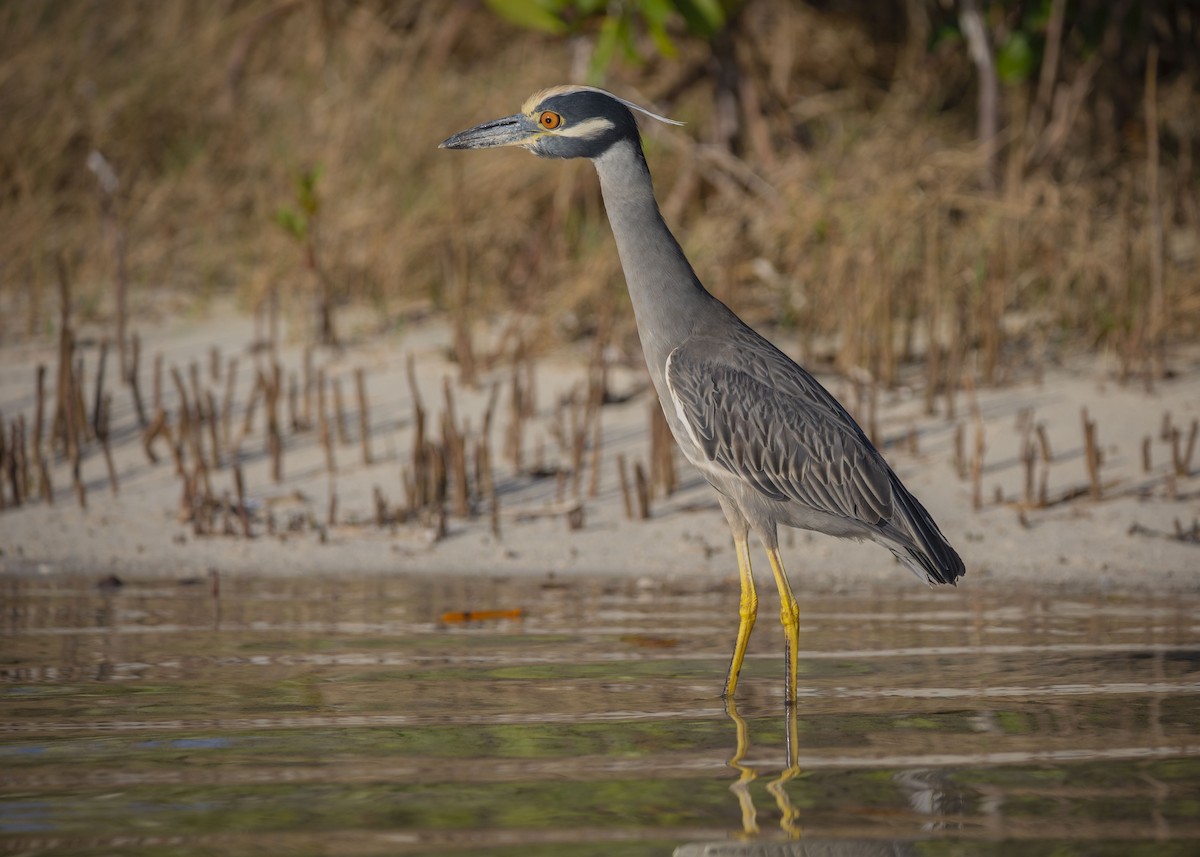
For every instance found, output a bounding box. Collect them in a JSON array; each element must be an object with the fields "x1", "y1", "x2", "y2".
[
  {"x1": 238, "y1": 372, "x2": 263, "y2": 446},
  {"x1": 406, "y1": 355, "x2": 428, "y2": 515},
  {"x1": 287, "y1": 371, "x2": 300, "y2": 432},
  {"x1": 178, "y1": 466, "x2": 193, "y2": 525},
  {"x1": 1081, "y1": 407, "x2": 1101, "y2": 499},
  {"x1": 141, "y1": 408, "x2": 166, "y2": 465},
  {"x1": 192, "y1": 419, "x2": 213, "y2": 505},
  {"x1": 962, "y1": 371, "x2": 982, "y2": 424},
  {"x1": 170, "y1": 363, "x2": 191, "y2": 428},
  {"x1": 55, "y1": 347, "x2": 74, "y2": 458},
  {"x1": 521, "y1": 342, "x2": 537, "y2": 420},
  {"x1": 1035, "y1": 422, "x2": 1051, "y2": 507},
  {"x1": 1142, "y1": 435, "x2": 1153, "y2": 473},
  {"x1": 452, "y1": 282, "x2": 478, "y2": 391},
  {"x1": 980, "y1": 273, "x2": 1004, "y2": 386},
  {"x1": 333, "y1": 378, "x2": 349, "y2": 446},
  {"x1": 97, "y1": 394, "x2": 118, "y2": 496},
  {"x1": 51, "y1": 254, "x2": 71, "y2": 456},
  {"x1": 221, "y1": 490, "x2": 235, "y2": 536},
  {"x1": 316, "y1": 369, "x2": 335, "y2": 475},
  {"x1": 616, "y1": 453, "x2": 633, "y2": 520},
  {"x1": 152, "y1": 352, "x2": 163, "y2": 413},
  {"x1": 91, "y1": 339, "x2": 108, "y2": 439},
  {"x1": 971, "y1": 422, "x2": 985, "y2": 511},
  {"x1": 943, "y1": 295, "x2": 968, "y2": 421},
  {"x1": 426, "y1": 440, "x2": 448, "y2": 535},
  {"x1": 221, "y1": 356, "x2": 239, "y2": 449},
  {"x1": 1160, "y1": 410, "x2": 1172, "y2": 442},
  {"x1": 534, "y1": 437, "x2": 546, "y2": 476},
  {"x1": 188, "y1": 362, "x2": 205, "y2": 431},
  {"x1": 70, "y1": 451, "x2": 85, "y2": 509},
  {"x1": 327, "y1": 480, "x2": 338, "y2": 528},
  {"x1": 1144, "y1": 43, "x2": 1165, "y2": 381},
  {"x1": 206, "y1": 390, "x2": 222, "y2": 470},
  {"x1": 264, "y1": 364, "x2": 283, "y2": 483},
  {"x1": 633, "y1": 460, "x2": 651, "y2": 520},
  {"x1": 73, "y1": 356, "x2": 92, "y2": 444},
  {"x1": 649, "y1": 403, "x2": 677, "y2": 498},
  {"x1": 171, "y1": 365, "x2": 203, "y2": 472},
  {"x1": 505, "y1": 368, "x2": 525, "y2": 473},
  {"x1": 16, "y1": 416, "x2": 31, "y2": 504},
  {"x1": 442, "y1": 377, "x2": 470, "y2": 518},
  {"x1": 587, "y1": 331, "x2": 610, "y2": 418},
  {"x1": 469, "y1": 381, "x2": 501, "y2": 500},
  {"x1": 373, "y1": 485, "x2": 387, "y2": 528},
  {"x1": 233, "y1": 460, "x2": 251, "y2": 538},
  {"x1": 1173, "y1": 420, "x2": 1198, "y2": 477},
  {"x1": 476, "y1": 436, "x2": 500, "y2": 538},
  {"x1": 481, "y1": 380, "x2": 501, "y2": 440},
  {"x1": 549, "y1": 391, "x2": 569, "y2": 461},
  {"x1": 355, "y1": 367, "x2": 371, "y2": 466},
  {"x1": 1021, "y1": 432, "x2": 1036, "y2": 507},
  {"x1": 923, "y1": 211, "x2": 942, "y2": 417},
  {"x1": 587, "y1": 415, "x2": 603, "y2": 498},
  {"x1": 191, "y1": 459, "x2": 207, "y2": 536},
  {"x1": 127, "y1": 331, "x2": 147, "y2": 427},
  {"x1": 5, "y1": 419, "x2": 23, "y2": 506},
  {"x1": 33, "y1": 365, "x2": 51, "y2": 505},
  {"x1": 0, "y1": 420, "x2": 8, "y2": 511},
  {"x1": 401, "y1": 465, "x2": 416, "y2": 514},
  {"x1": 59, "y1": 353, "x2": 86, "y2": 510},
  {"x1": 569, "y1": 395, "x2": 588, "y2": 500},
  {"x1": 875, "y1": 238, "x2": 897, "y2": 386},
  {"x1": 953, "y1": 422, "x2": 966, "y2": 480},
  {"x1": 555, "y1": 468, "x2": 567, "y2": 504},
  {"x1": 301, "y1": 346, "x2": 313, "y2": 431}
]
